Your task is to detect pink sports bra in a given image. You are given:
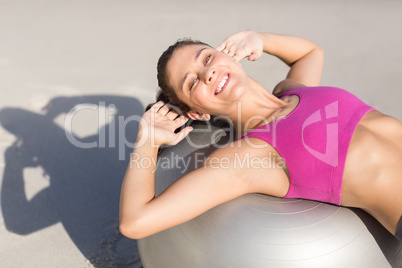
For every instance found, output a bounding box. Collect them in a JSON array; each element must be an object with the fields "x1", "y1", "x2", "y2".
[{"x1": 238, "y1": 86, "x2": 376, "y2": 205}]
